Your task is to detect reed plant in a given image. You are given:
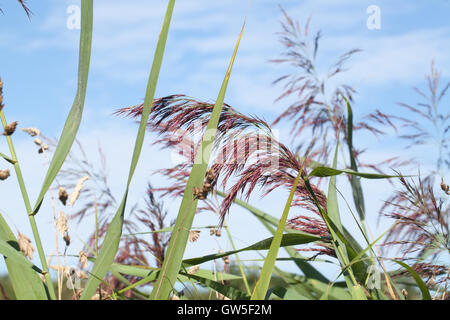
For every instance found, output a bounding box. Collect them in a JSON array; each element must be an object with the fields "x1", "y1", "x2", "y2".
[{"x1": 0, "y1": 1, "x2": 447, "y2": 300}]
